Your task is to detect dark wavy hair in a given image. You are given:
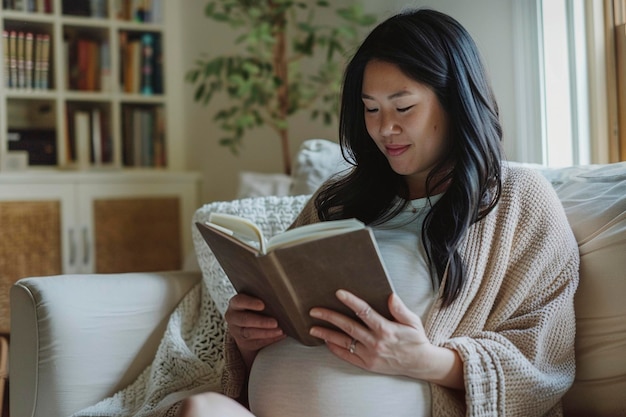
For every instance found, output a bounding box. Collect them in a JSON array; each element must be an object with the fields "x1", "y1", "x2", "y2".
[{"x1": 315, "y1": 9, "x2": 503, "y2": 307}]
